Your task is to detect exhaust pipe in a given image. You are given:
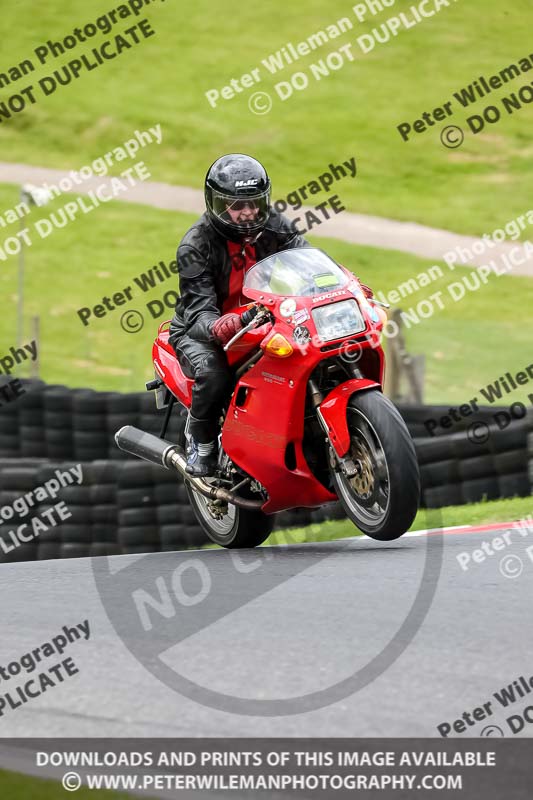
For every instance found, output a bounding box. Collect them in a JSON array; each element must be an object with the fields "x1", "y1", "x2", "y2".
[{"x1": 115, "y1": 426, "x2": 262, "y2": 510}]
